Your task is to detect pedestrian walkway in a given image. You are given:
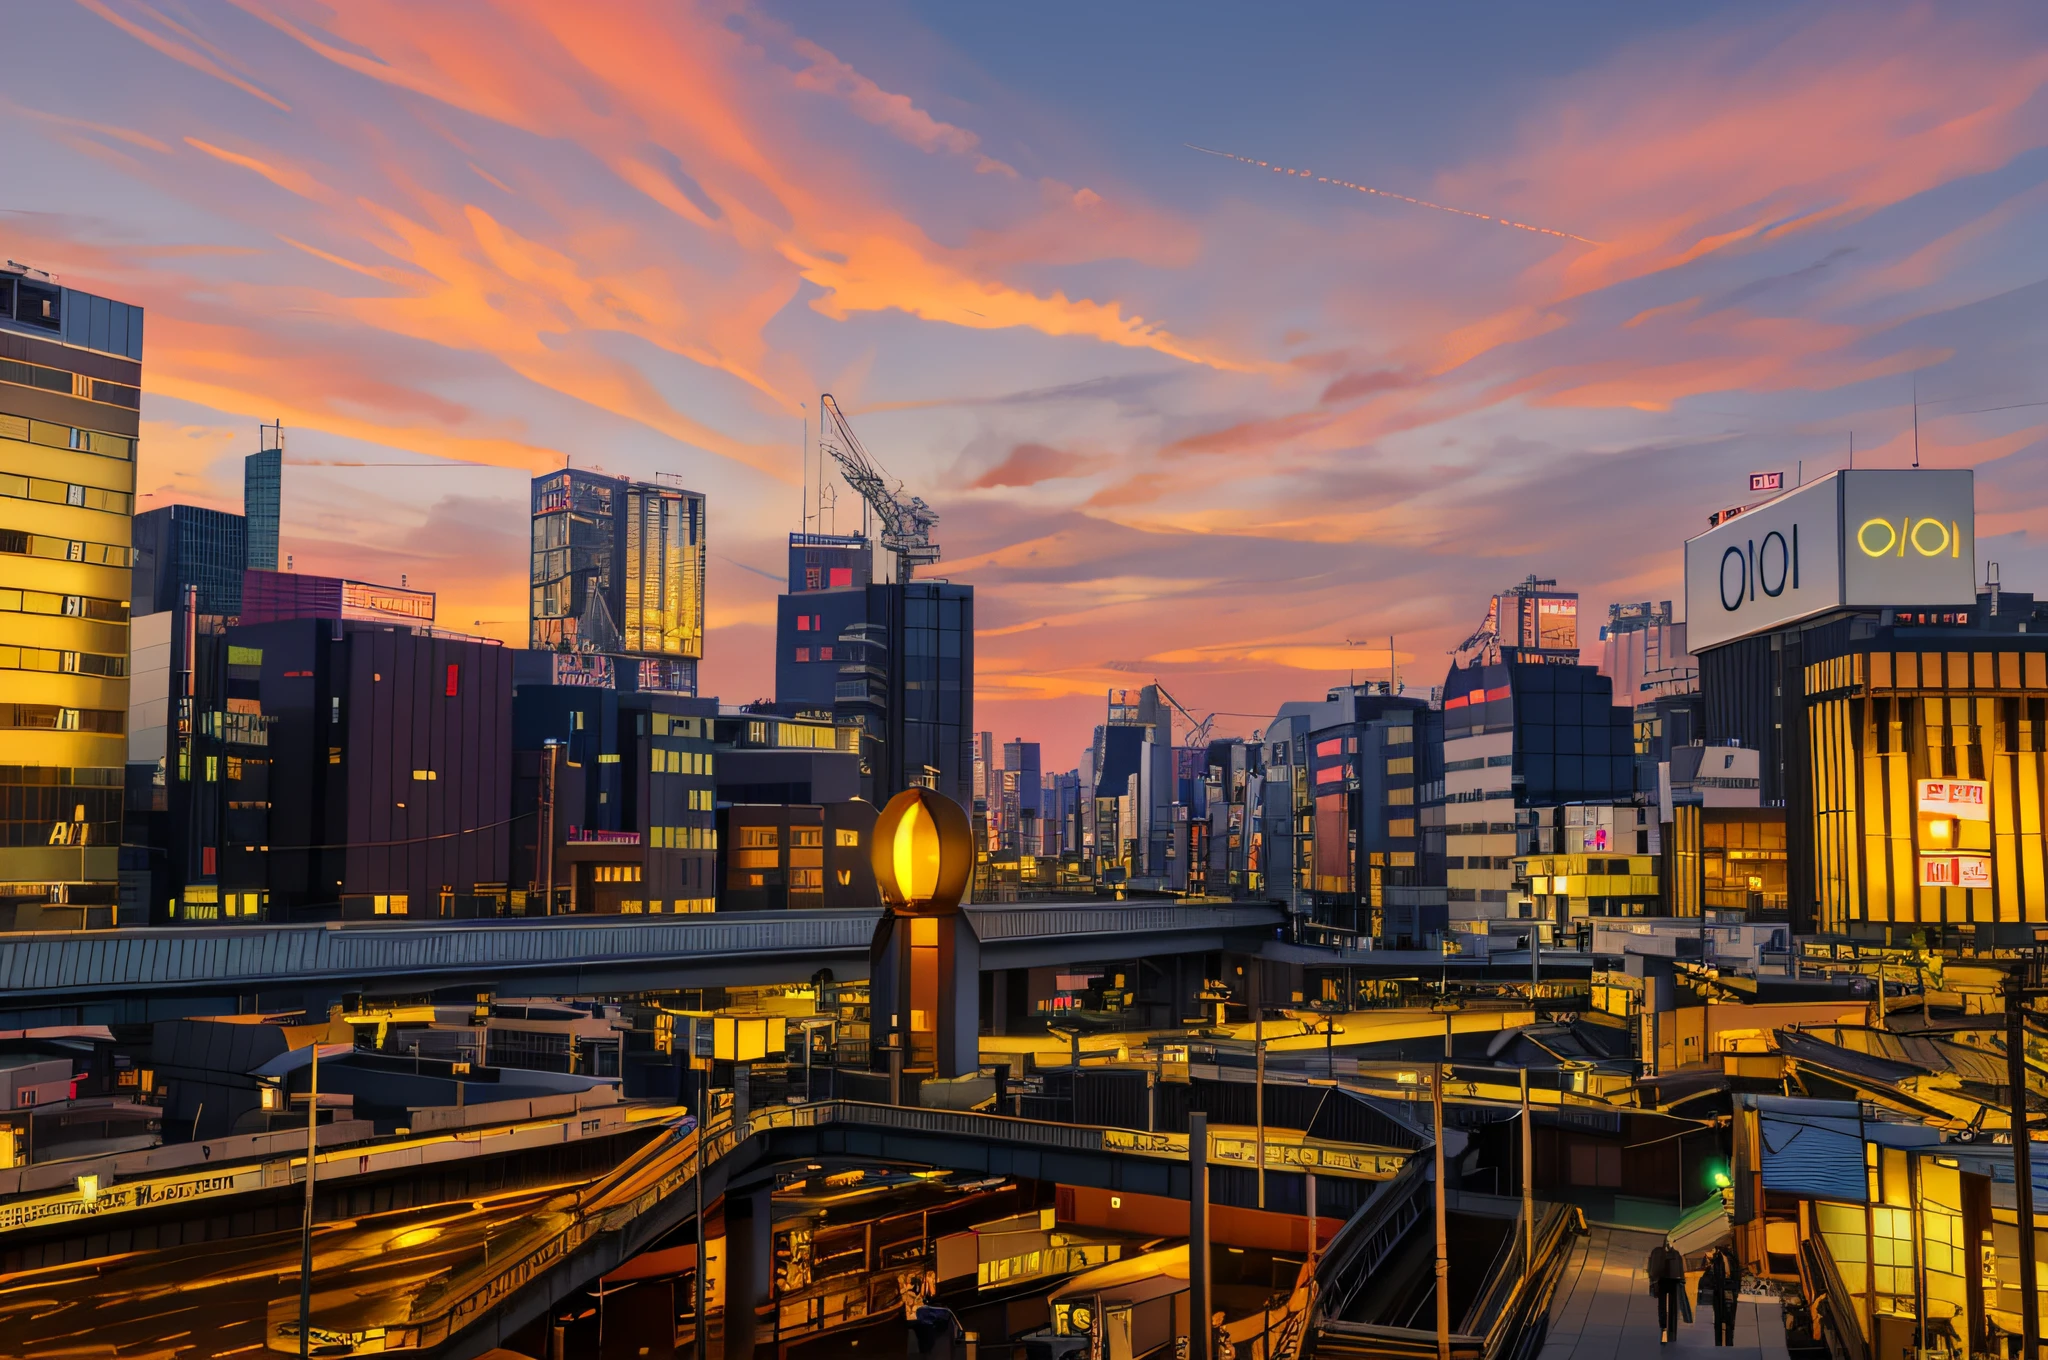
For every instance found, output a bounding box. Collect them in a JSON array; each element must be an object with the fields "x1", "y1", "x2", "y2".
[{"x1": 1539, "y1": 1225, "x2": 1789, "y2": 1360}]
